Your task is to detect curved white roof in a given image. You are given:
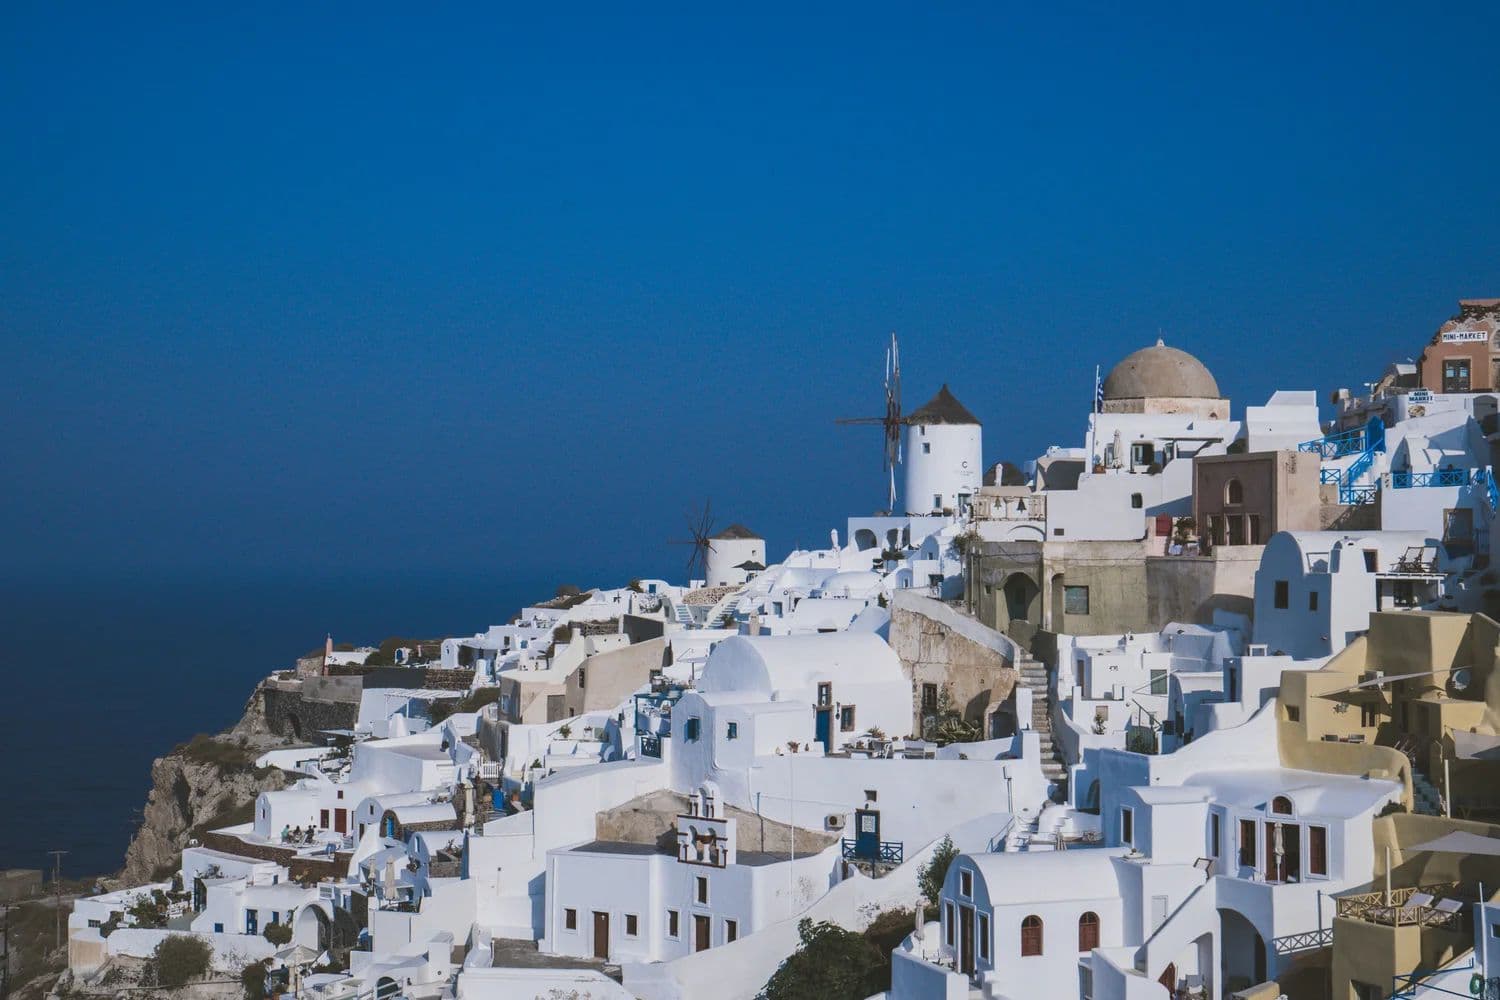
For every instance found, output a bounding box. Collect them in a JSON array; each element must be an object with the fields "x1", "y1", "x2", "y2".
[
  {"x1": 699, "y1": 633, "x2": 903, "y2": 698},
  {"x1": 957, "y1": 848, "x2": 1128, "y2": 904}
]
